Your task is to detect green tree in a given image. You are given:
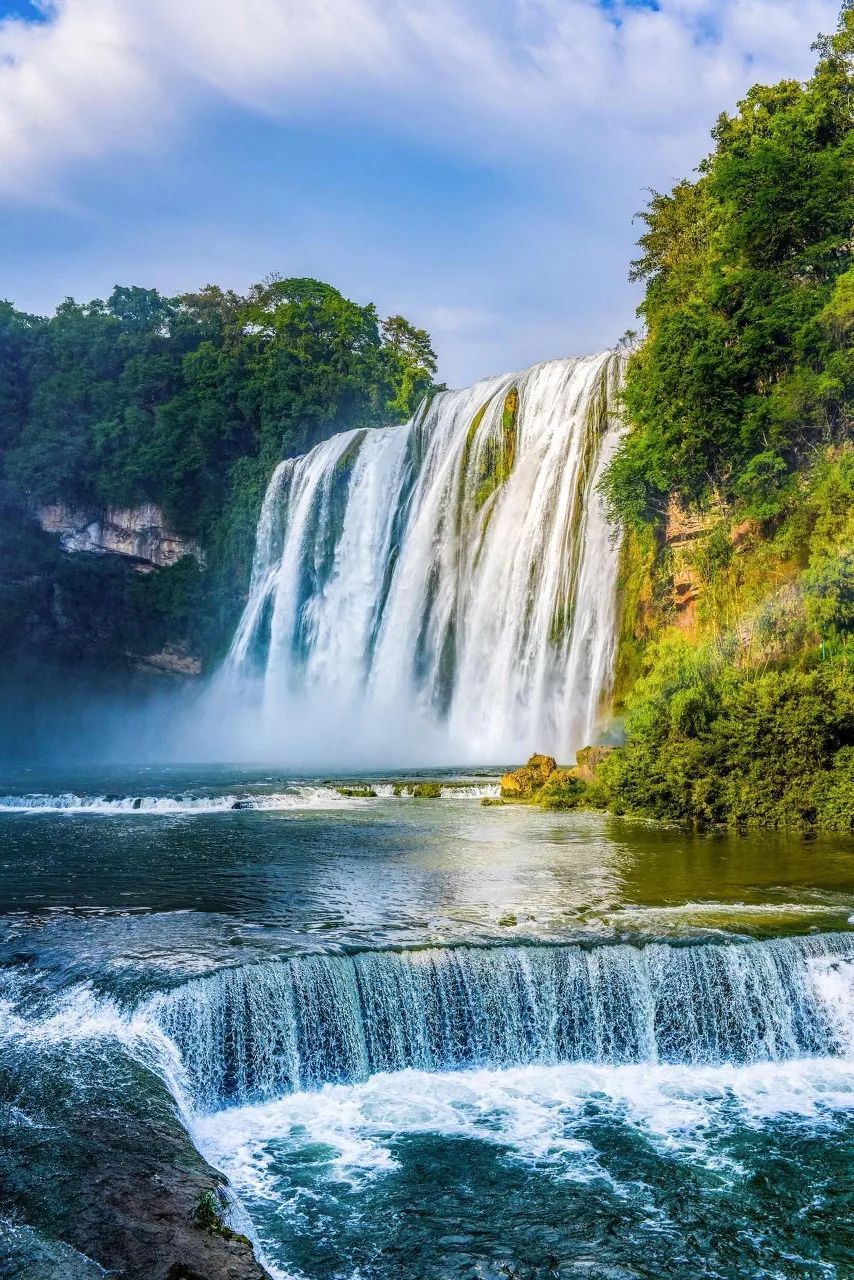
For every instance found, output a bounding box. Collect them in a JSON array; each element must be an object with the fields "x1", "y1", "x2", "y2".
[
  {"x1": 0, "y1": 273, "x2": 440, "y2": 665},
  {"x1": 602, "y1": 4, "x2": 854, "y2": 530},
  {"x1": 381, "y1": 314, "x2": 440, "y2": 419}
]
